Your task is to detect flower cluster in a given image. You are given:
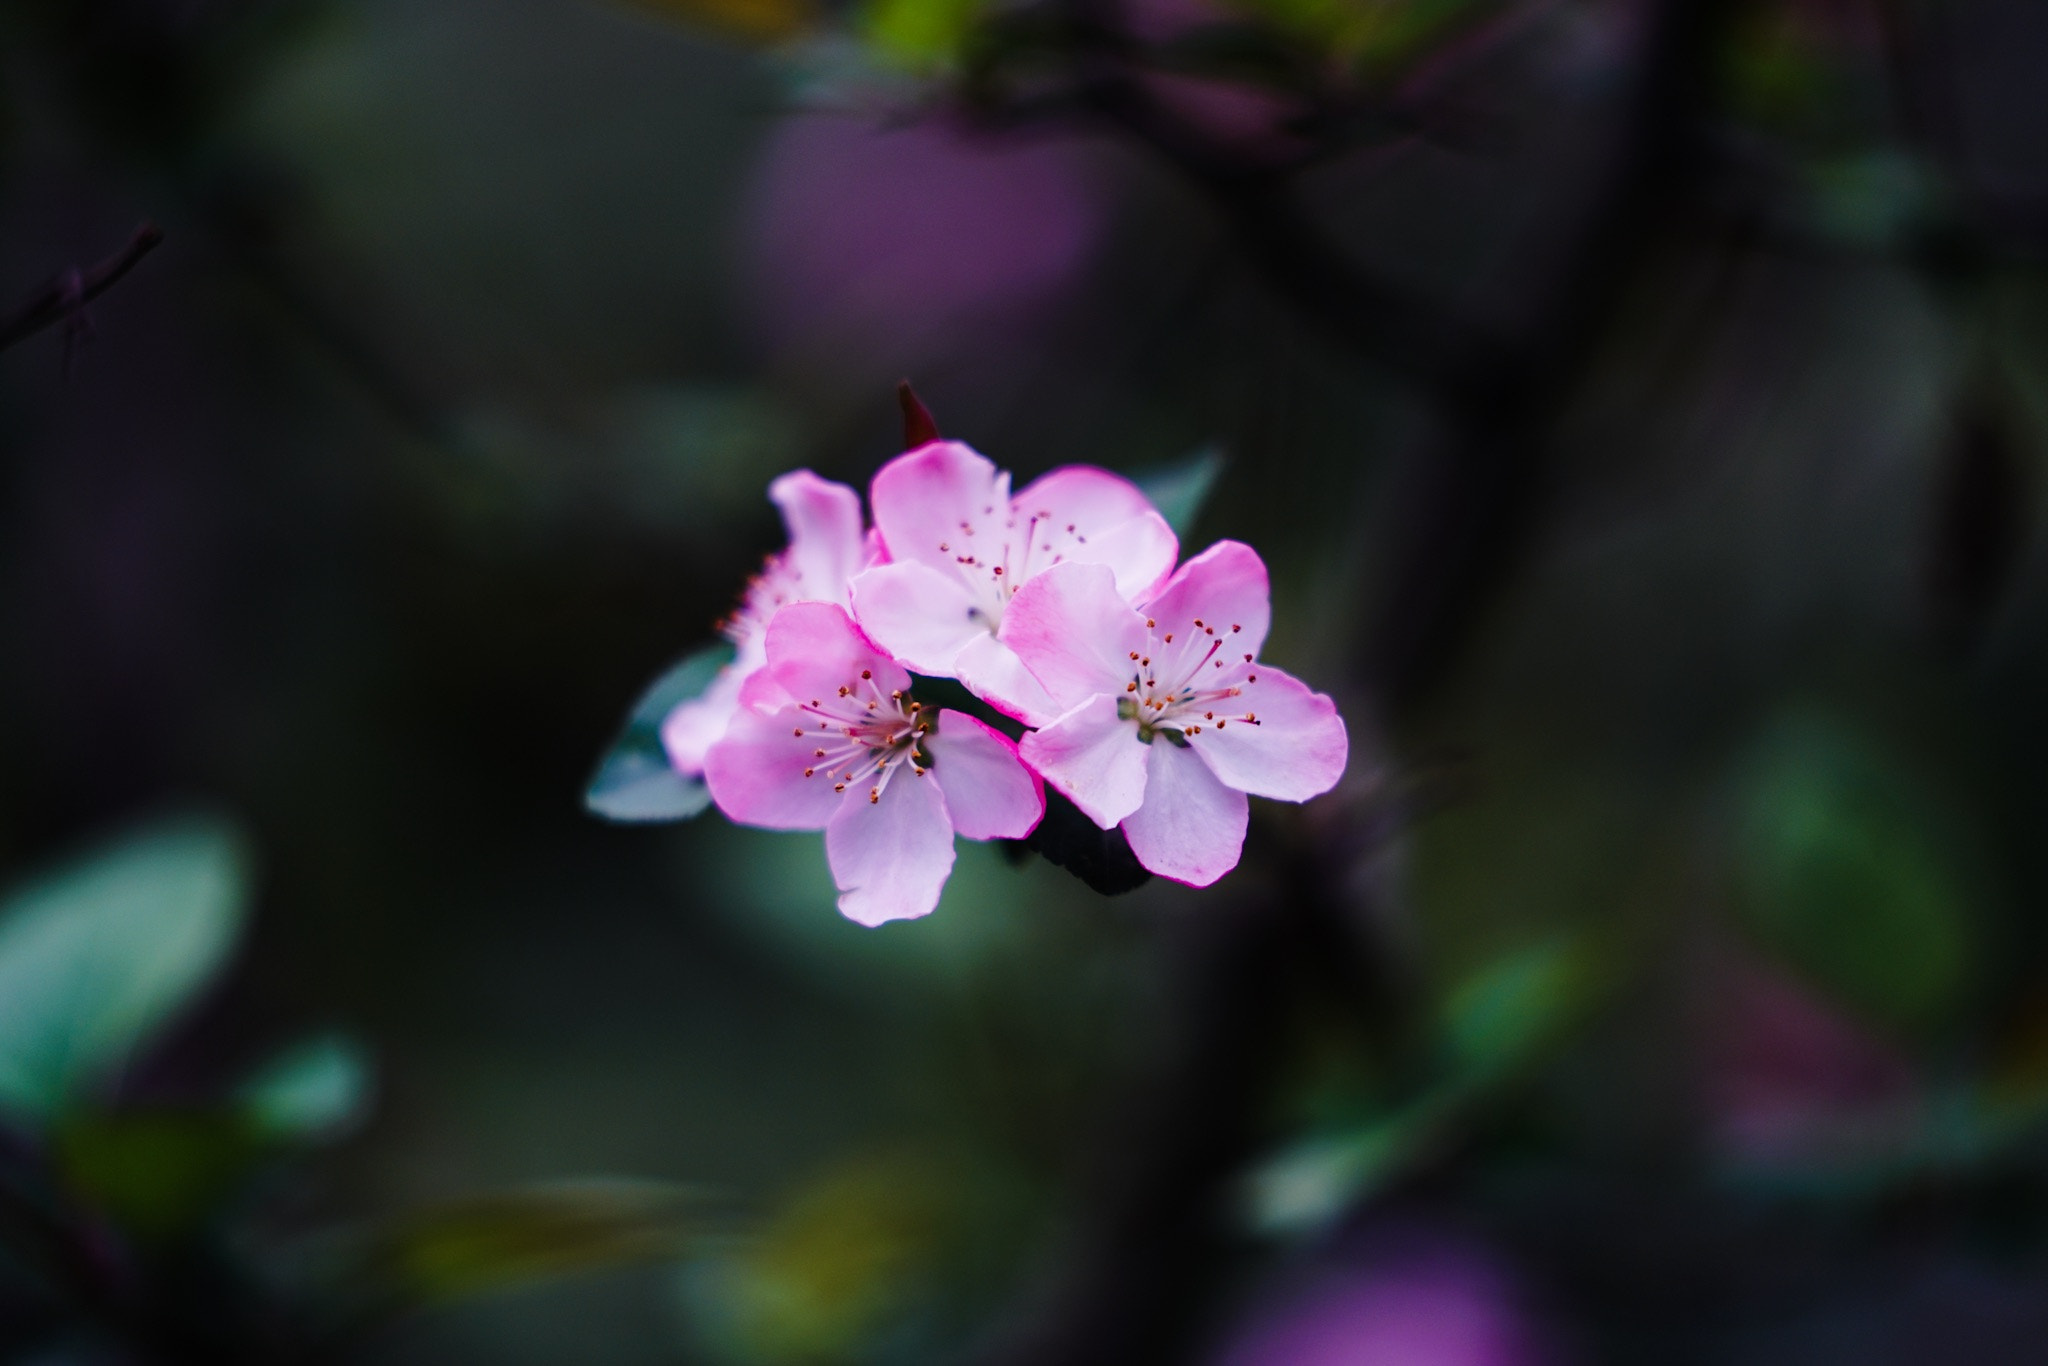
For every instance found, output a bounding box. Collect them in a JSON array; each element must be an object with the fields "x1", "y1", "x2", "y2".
[{"x1": 664, "y1": 440, "x2": 1348, "y2": 926}]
